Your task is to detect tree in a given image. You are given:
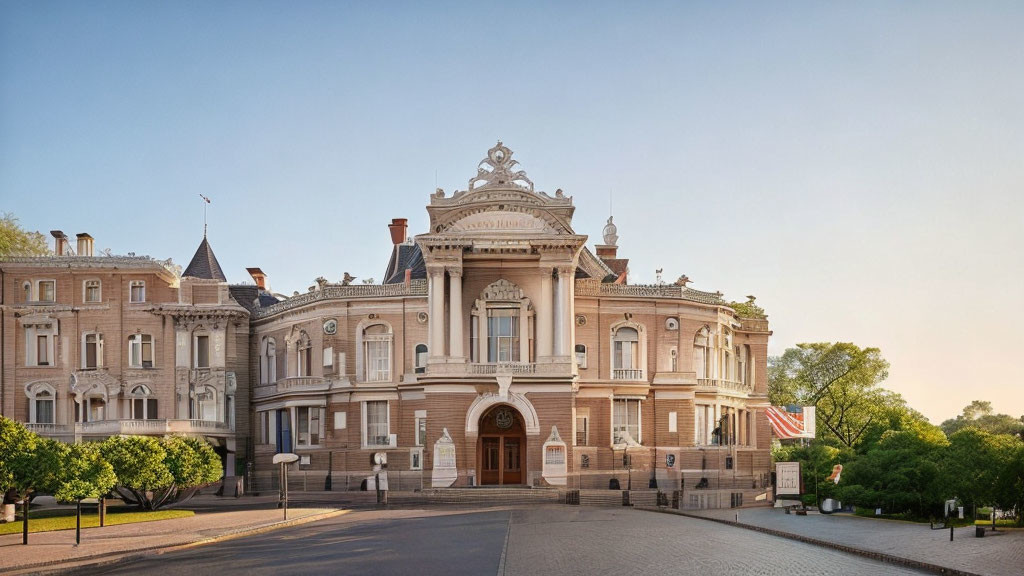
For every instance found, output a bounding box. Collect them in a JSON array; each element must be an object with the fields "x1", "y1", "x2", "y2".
[
  {"x1": 100, "y1": 436, "x2": 174, "y2": 510},
  {"x1": 161, "y1": 436, "x2": 223, "y2": 504},
  {"x1": 0, "y1": 213, "x2": 49, "y2": 257},
  {"x1": 940, "y1": 401, "x2": 1024, "y2": 438},
  {"x1": 993, "y1": 441, "x2": 1024, "y2": 523},
  {"x1": 7, "y1": 437, "x2": 69, "y2": 544},
  {"x1": 54, "y1": 443, "x2": 117, "y2": 545},
  {"x1": 939, "y1": 428, "x2": 1017, "y2": 514},
  {"x1": 768, "y1": 343, "x2": 891, "y2": 448},
  {"x1": 0, "y1": 416, "x2": 37, "y2": 505}
]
